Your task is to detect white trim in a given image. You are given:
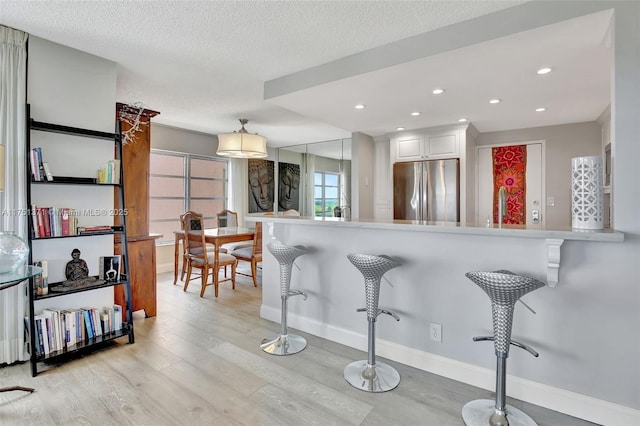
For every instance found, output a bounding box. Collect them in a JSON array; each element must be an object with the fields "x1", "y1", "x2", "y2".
[{"x1": 261, "y1": 304, "x2": 640, "y2": 426}]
